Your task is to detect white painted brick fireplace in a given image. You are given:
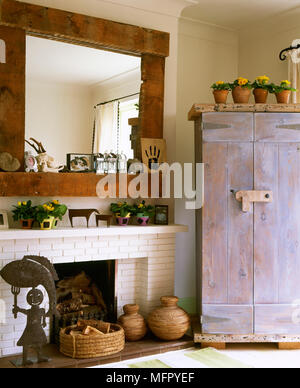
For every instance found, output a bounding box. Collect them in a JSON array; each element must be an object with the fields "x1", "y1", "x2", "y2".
[{"x1": 0, "y1": 225, "x2": 187, "y2": 358}]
